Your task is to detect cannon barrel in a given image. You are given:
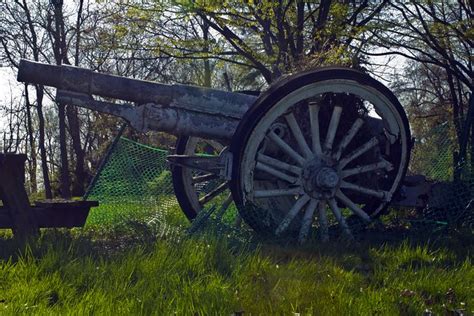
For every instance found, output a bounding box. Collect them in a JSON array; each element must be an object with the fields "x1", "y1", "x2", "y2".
[{"x1": 17, "y1": 59, "x2": 257, "y2": 141}]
